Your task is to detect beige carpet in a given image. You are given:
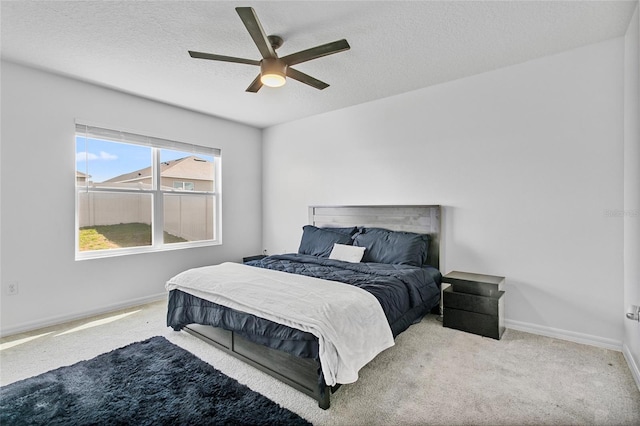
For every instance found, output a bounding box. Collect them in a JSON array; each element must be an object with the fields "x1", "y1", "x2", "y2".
[{"x1": 1, "y1": 300, "x2": 639, "y2": 425}]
